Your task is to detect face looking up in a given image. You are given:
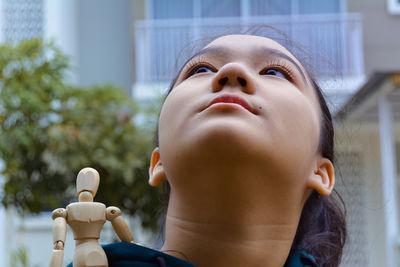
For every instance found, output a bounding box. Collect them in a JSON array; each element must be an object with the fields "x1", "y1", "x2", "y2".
[{"x1": 150, "y1": 35, "x2": 334, "y2": 208}]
